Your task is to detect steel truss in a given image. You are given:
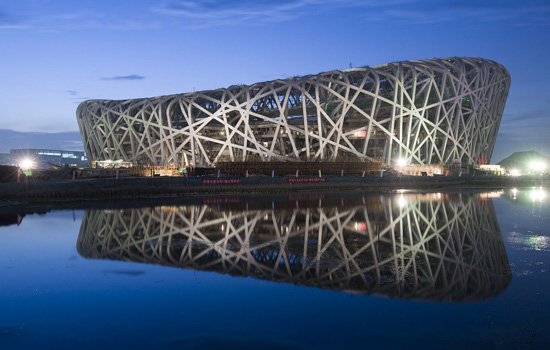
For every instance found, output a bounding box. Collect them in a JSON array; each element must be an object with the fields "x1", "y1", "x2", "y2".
[
  {"x1": 78, "y1": 194, "x2": 511, "y2": 301},
  {"x1": 77, "y1": 57, "x2": 510, "y2": 167}
]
